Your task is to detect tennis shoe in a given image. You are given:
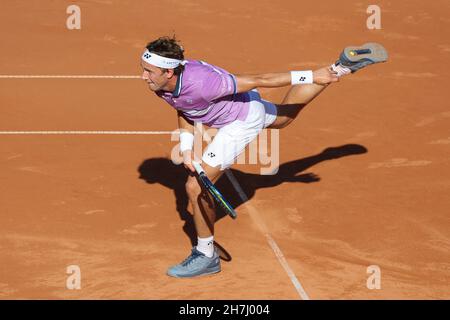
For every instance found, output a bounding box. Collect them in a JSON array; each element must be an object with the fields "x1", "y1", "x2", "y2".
[{"x1": 167, "y1": 247, "x2": 221, "y2": 278}]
